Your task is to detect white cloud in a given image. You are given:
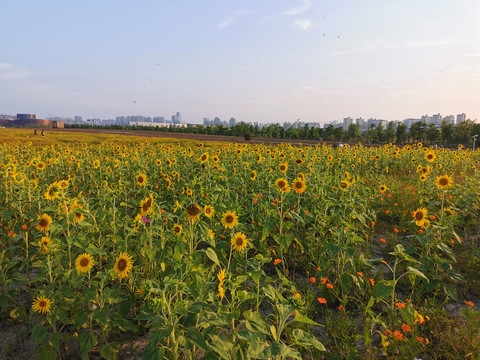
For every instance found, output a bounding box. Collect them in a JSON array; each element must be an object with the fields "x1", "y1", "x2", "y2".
[
  {"x1": 294, "y1": 19, "x2": 311, "y2": 31},
  {"x1": 218, "y1": 16, "x2": 234, "y2": 29},
  {"x1": 285, "y1": 0, "x2": 311, "y2": 16},
  {"x1": 0, "y1": 63, "x2": 29, "y2": 80}
]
